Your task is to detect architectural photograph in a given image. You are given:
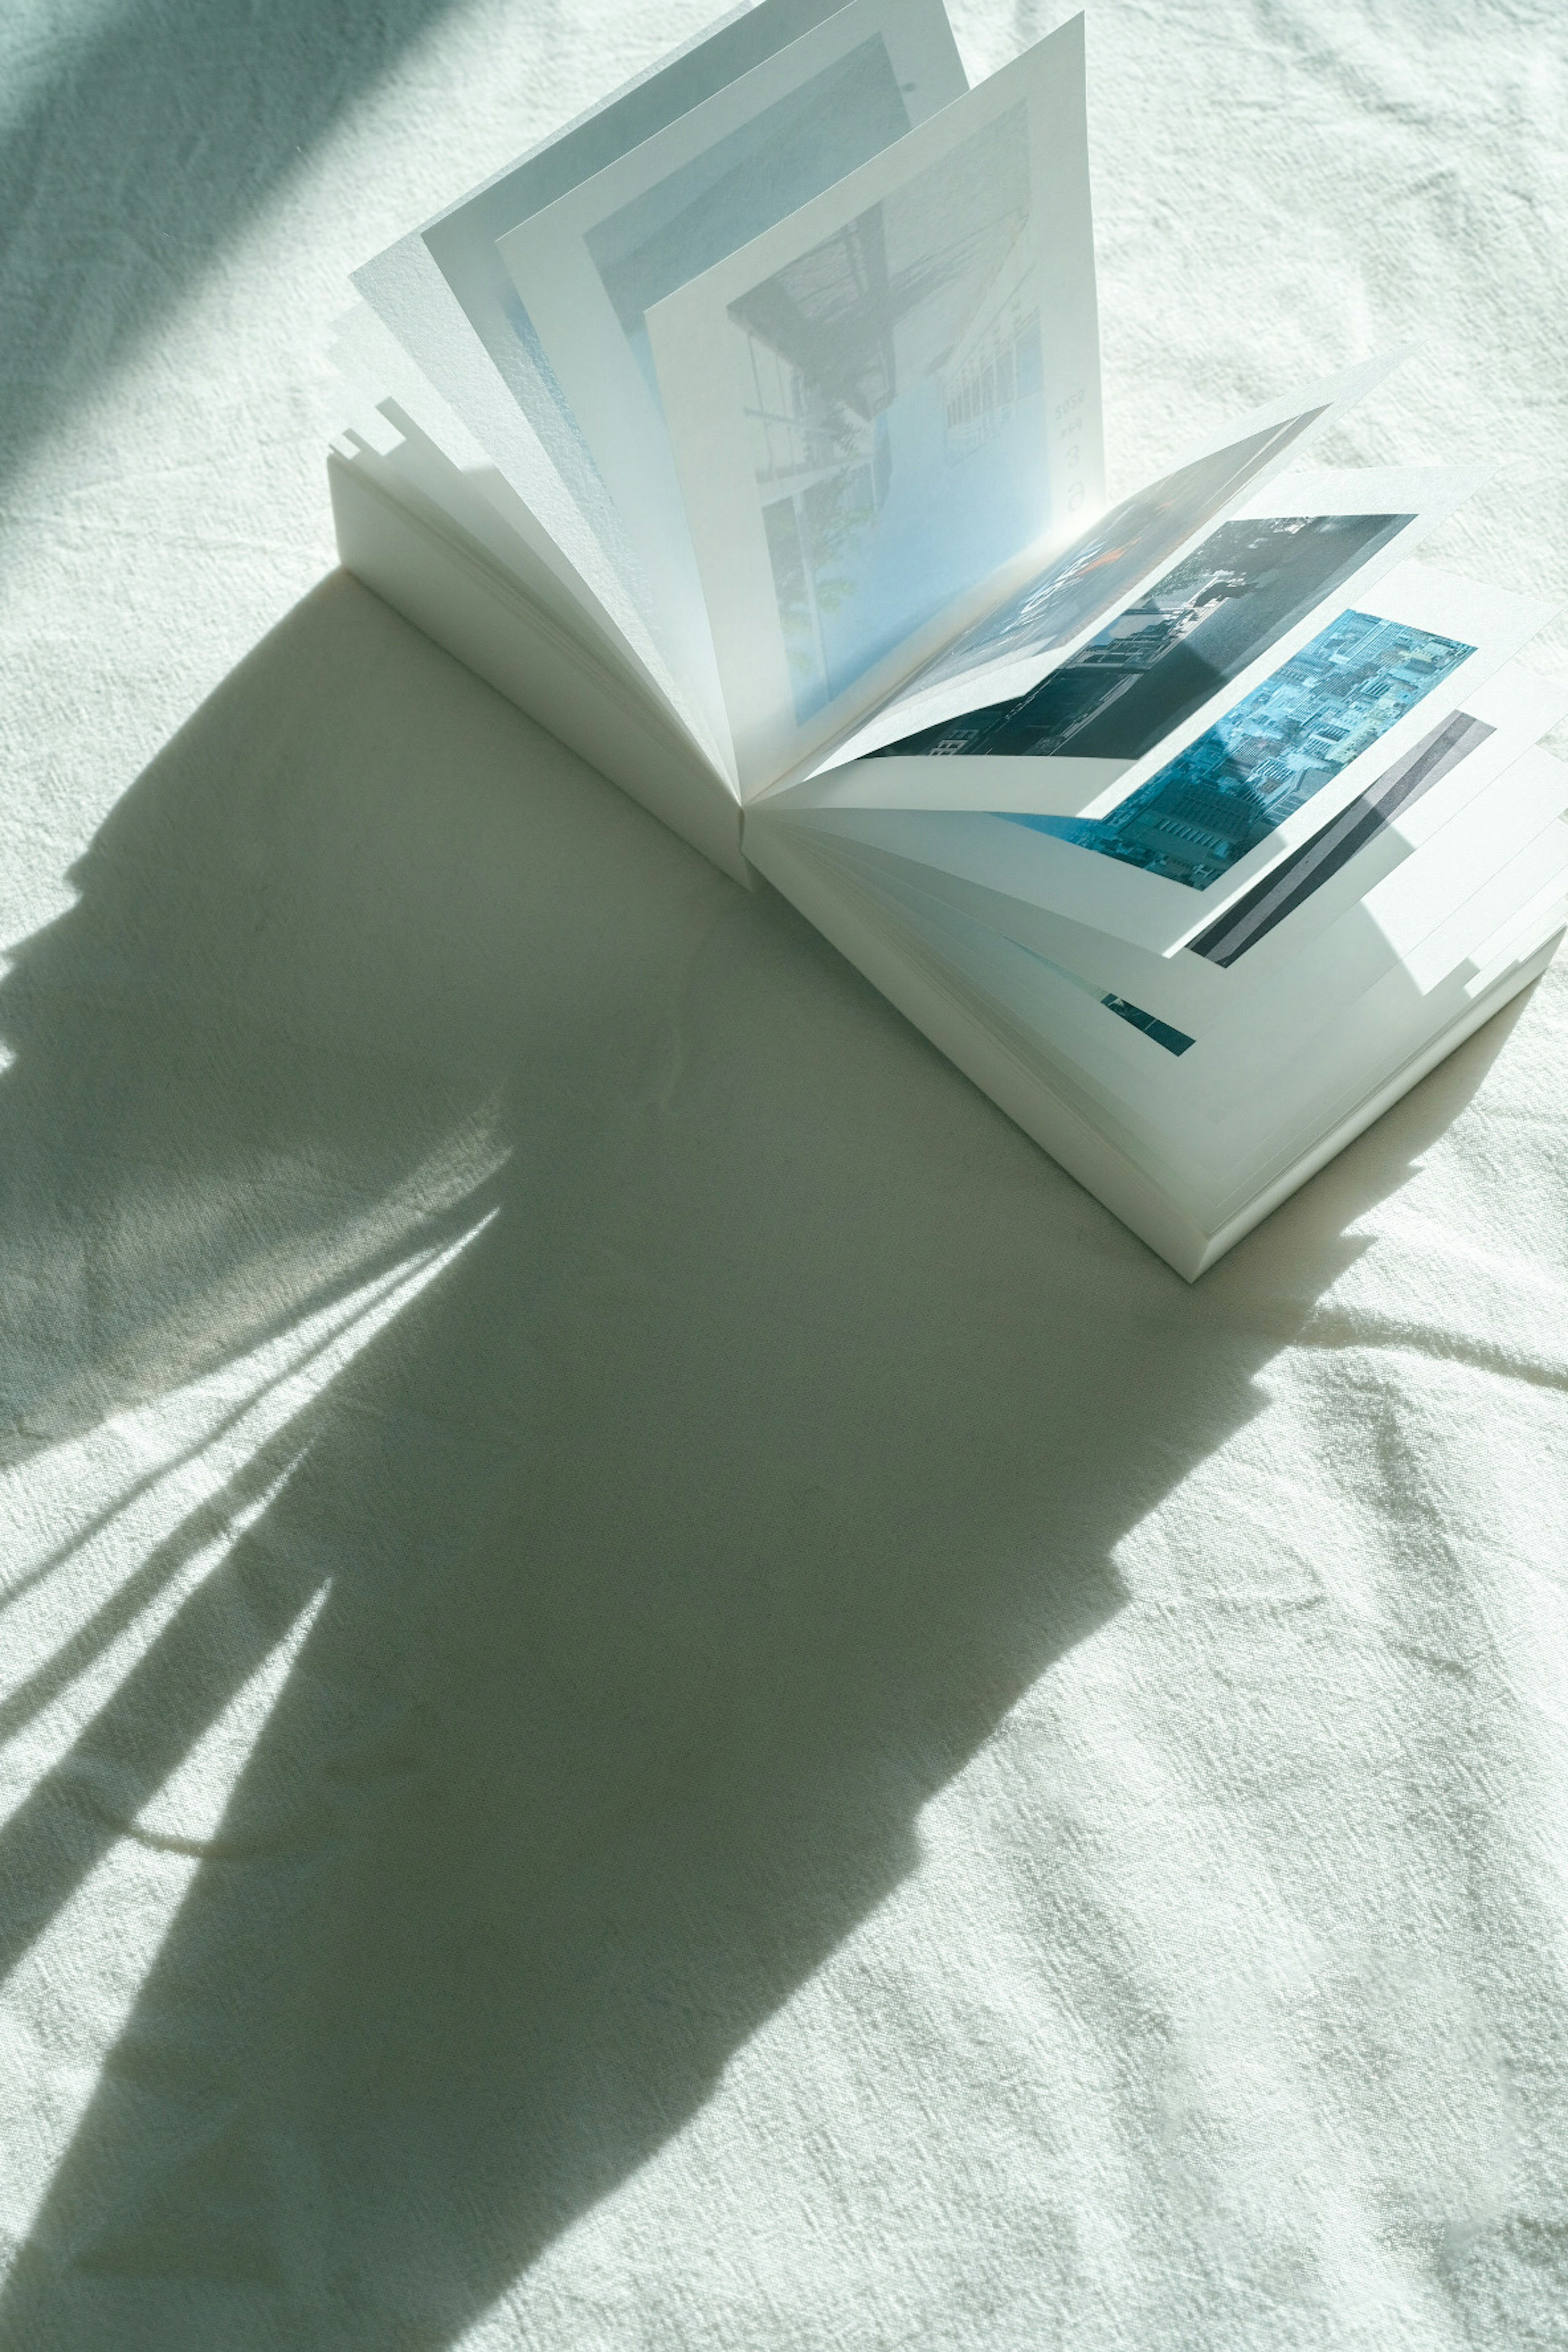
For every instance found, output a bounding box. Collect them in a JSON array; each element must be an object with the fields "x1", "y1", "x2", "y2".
[
  {"x1": 881, "y1": 507, "x2": 1412, "y2": 760},
  {"x1": 1025, "y1": 605, "x2": 1475, "y2": 888}
]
